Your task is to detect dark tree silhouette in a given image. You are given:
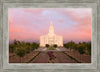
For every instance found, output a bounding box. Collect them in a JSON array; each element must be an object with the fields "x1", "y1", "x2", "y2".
[
  {"x1": 86, "y1": 42, "x2": 91, "y2": 55},
  {"x1": 53, "y1": 44, "x2": 57, "y2": 48},
  {"x1": 77, "y1": 45, "x2": 85, "y2": 54},
  {"x1": 9, "y1": 44, "x2": 15, "y2": 53},
  {"x1": 45, "y1": 44, "x2": 50, "y2": 48},
  {"x1": 15, "y1": 47, "x2": 26, "y2": 63},
  {"x1": 31, "y1": 42, "x2": 39, "y2": 51}
]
